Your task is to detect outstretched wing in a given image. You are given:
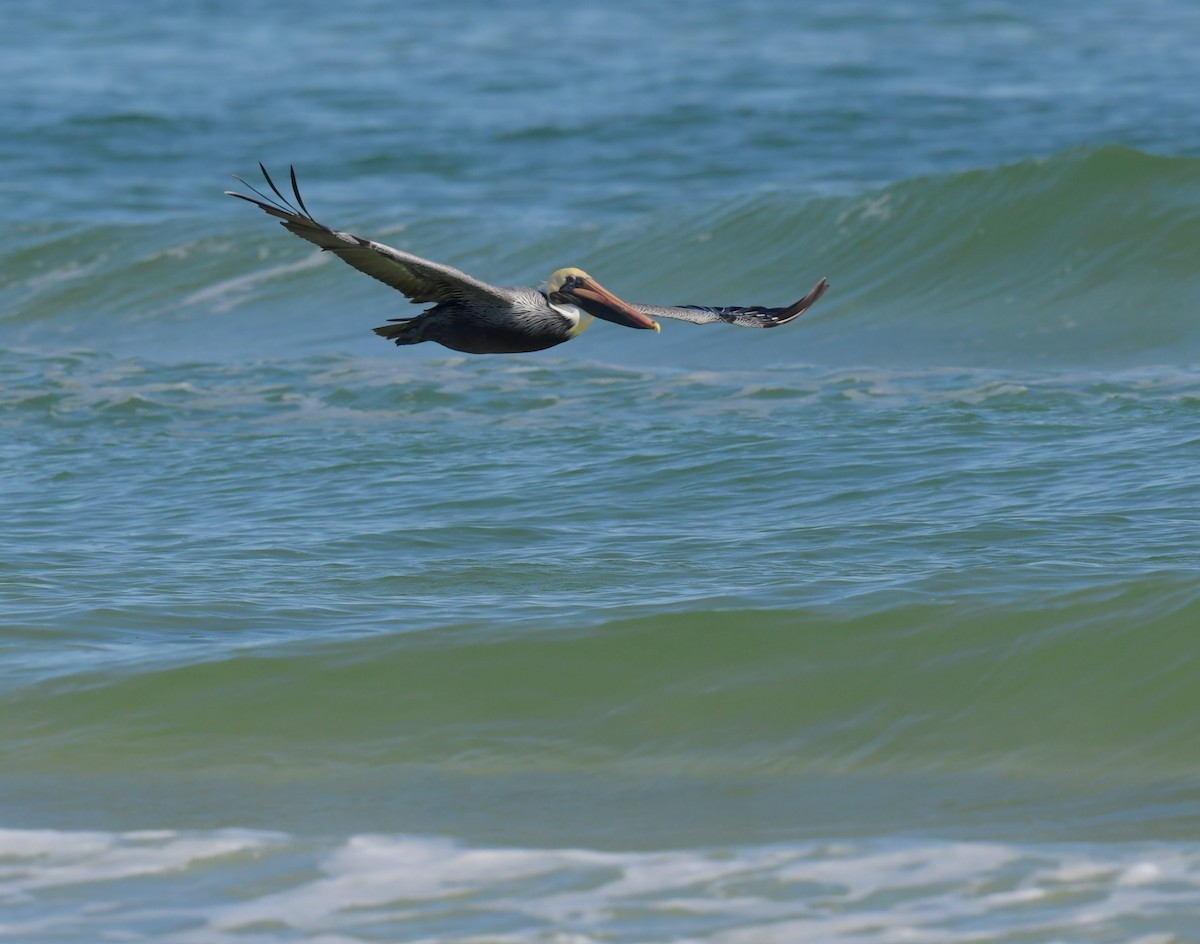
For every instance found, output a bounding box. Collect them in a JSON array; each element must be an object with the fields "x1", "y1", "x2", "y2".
[
  {"x1": 632, "y1": 278, "x2": 829, "y2": 328},
  {"x1": 226, "y1": 164, "x2": 512, "y2": 307}
]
